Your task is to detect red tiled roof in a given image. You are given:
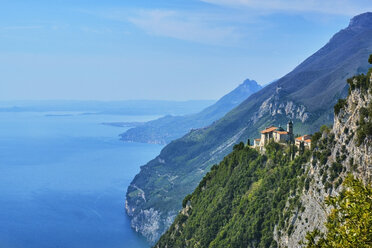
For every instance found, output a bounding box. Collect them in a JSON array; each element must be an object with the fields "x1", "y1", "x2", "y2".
[
  {"x1": 260, "y1": 126, "x2": 278, "y2": 134},
  {"x1": 255, "y1": 138, "x2": 261, "y2": 141},
  {"x1": 275, "y1": 131, "x2": 288, "y2": 135},
  {"x1": 296, "y1": 135, "x2": 312, "y2": 143}
]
